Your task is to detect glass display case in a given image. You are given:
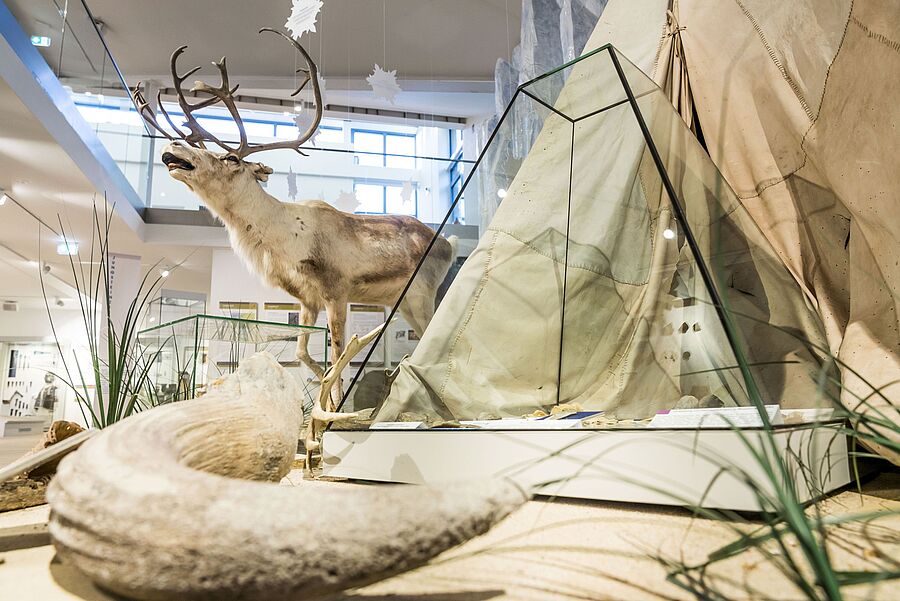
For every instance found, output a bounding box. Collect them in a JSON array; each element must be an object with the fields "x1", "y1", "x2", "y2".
[
  {"x1": 320, "y1": 45, "x2": 849, "y2": 511},
  {"x1": 334, "y1": 44, "x2": 839, "y2": 429},
  {"x1": 142, "y1": 295, "x2": 206, "y2": 331},
  {"x1": 137, "y1": 314, "x2": 328, "y2": 412}
]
